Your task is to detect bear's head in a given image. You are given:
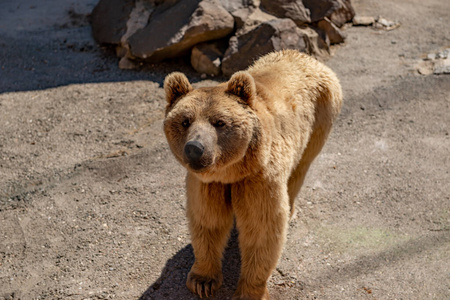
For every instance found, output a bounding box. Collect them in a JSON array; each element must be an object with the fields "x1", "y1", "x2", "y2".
[{"x1": 163, "y1": 71, "x2": 261, "y2": 182}]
